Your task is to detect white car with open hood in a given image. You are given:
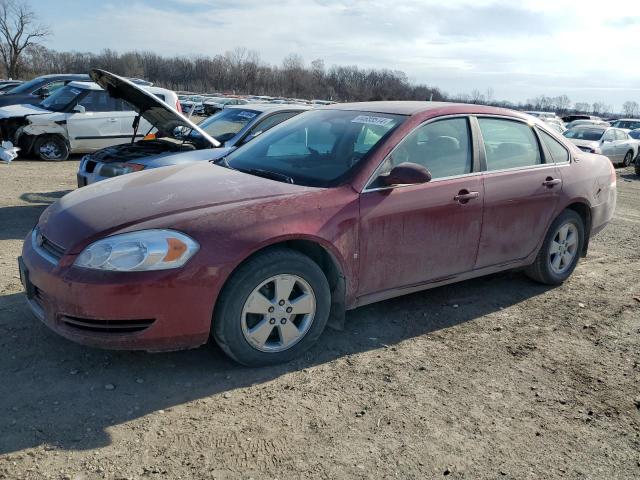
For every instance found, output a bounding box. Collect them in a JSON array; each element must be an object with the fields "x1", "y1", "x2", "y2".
[{"x1": 0, "y1": 80, "x2": 181, "y2": 161}]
